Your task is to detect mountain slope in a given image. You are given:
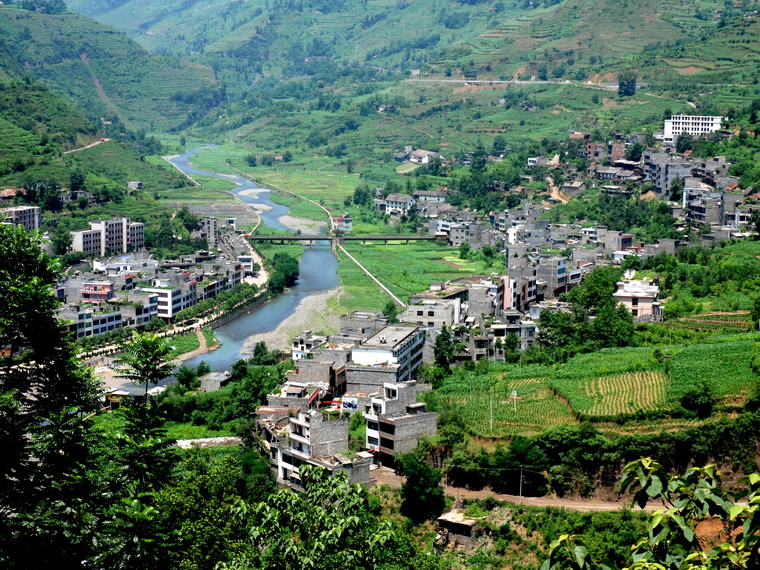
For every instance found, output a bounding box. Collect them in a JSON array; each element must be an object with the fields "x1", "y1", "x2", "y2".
[{"x1": 0, "y1": 4, "x2": 219, "y2": 131}]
